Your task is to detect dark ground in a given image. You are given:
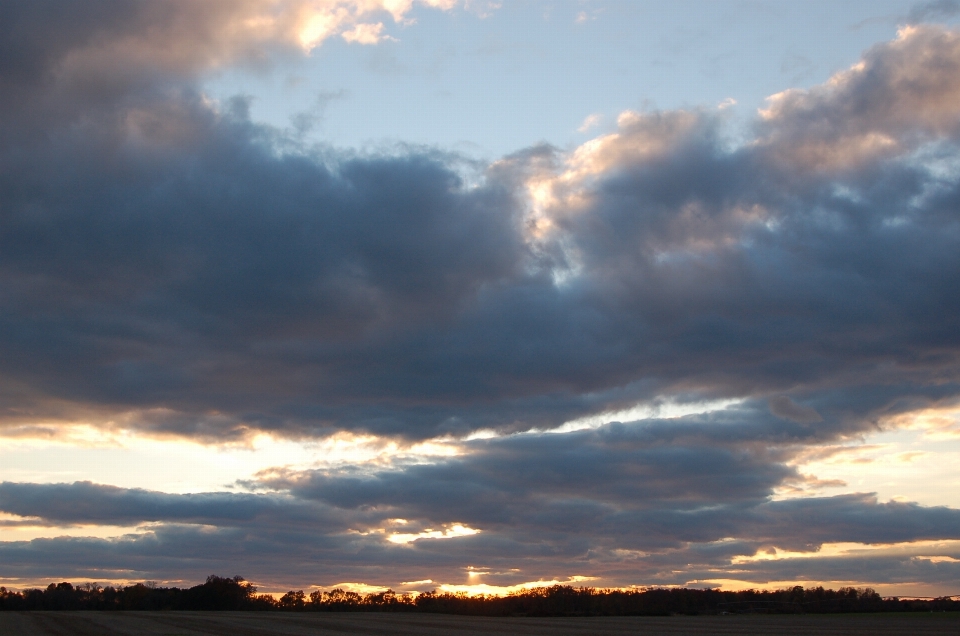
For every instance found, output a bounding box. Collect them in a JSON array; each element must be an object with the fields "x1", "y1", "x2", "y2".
[{"x1": 0, "y1": 612, "x2": 958, "y2": 636}]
